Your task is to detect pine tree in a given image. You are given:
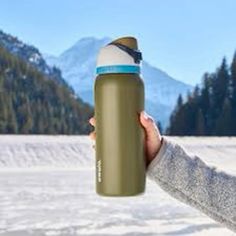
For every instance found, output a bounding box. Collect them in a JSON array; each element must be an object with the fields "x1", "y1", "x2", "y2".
[
  {"x1": 168, "y1": 94, "x2": 190, "y2": 135},
  {"x1": 200, "y1": 74, "x2": 211, "y2": 134},
  {"x1": 230, "y1": 52, "x2": 236, "y2": 133},
  {"x1": 195, "y1": 108, "x2": 205, "y2": 135},
  {"x1": 215, "y1": 98, "x2": 233, "y2": 135},
  {"x1": 177, "y1": 94, "x2": 183, "y2": 108},
  {"x1": 212, "y1": 58, "x2": 230, "y2": 114},
  {"x1": 0, "y1": 92, "x2": 7, "y2": 132},
  {"x1": 6, "y1": 95, "x2": 18, "y2": 133}
]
